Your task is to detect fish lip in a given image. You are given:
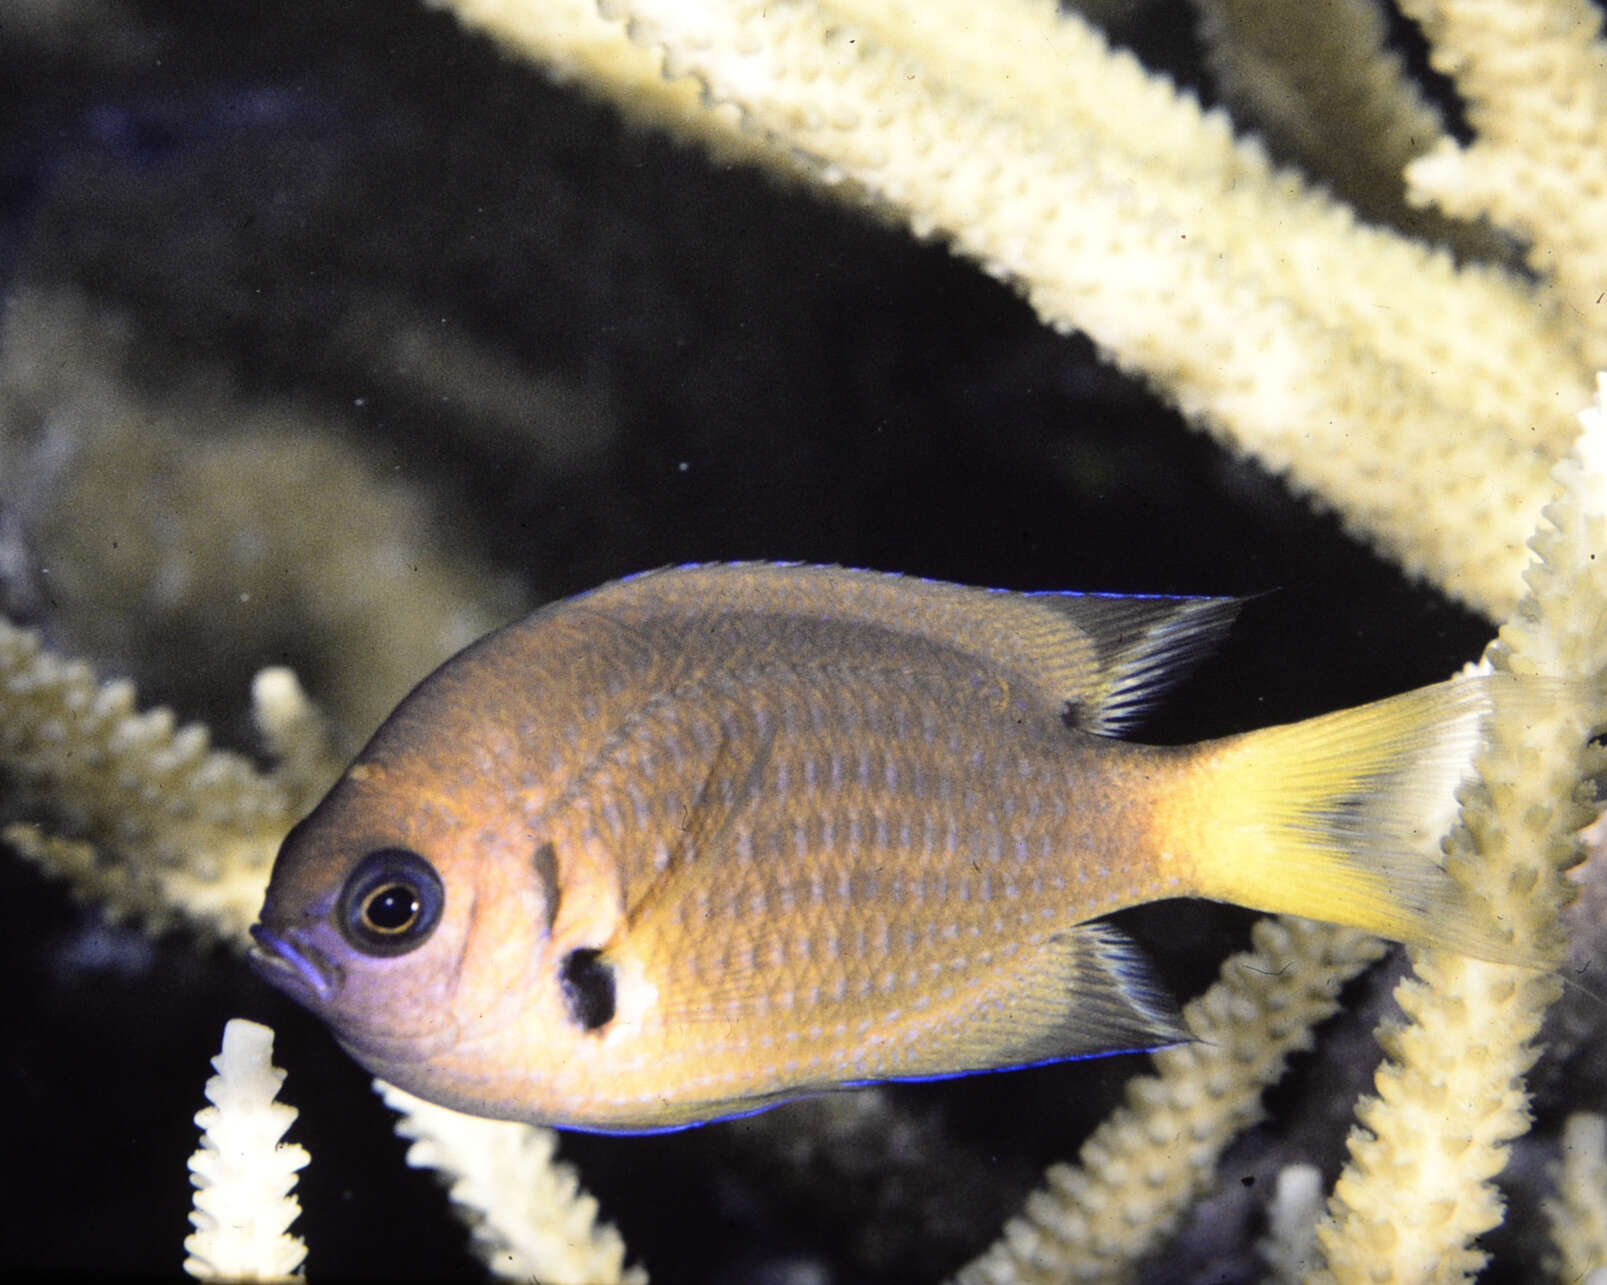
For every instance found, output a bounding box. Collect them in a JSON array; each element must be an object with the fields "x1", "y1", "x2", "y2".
[{"x1": 248, "y1": 923, "x2": 341, "y2": 1003}]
